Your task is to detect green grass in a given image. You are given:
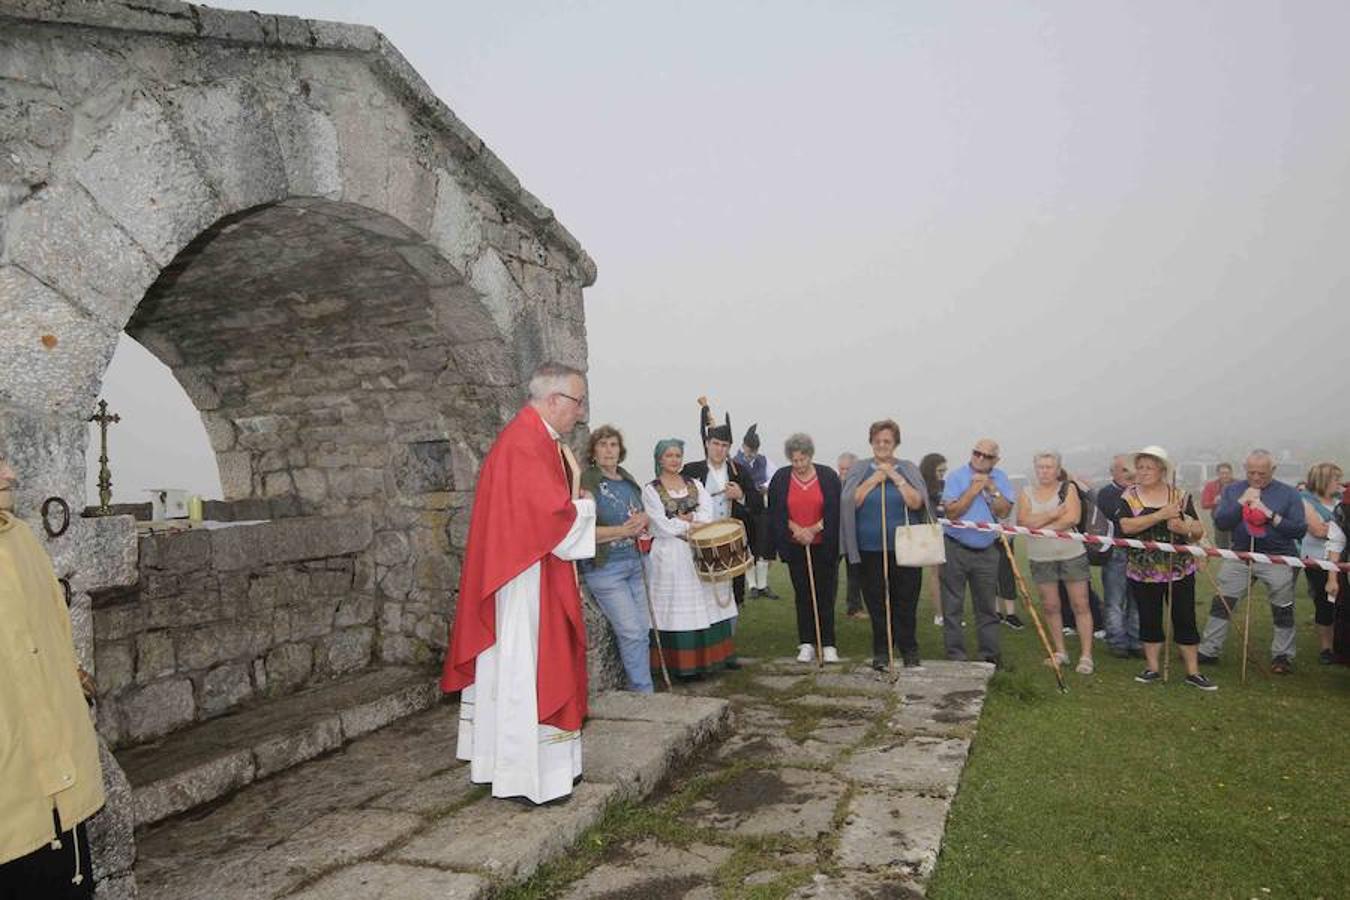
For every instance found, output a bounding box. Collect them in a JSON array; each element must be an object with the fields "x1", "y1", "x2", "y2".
[{"x1": 737, "y1": 557, "x2": 1350, "y2": 900}]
